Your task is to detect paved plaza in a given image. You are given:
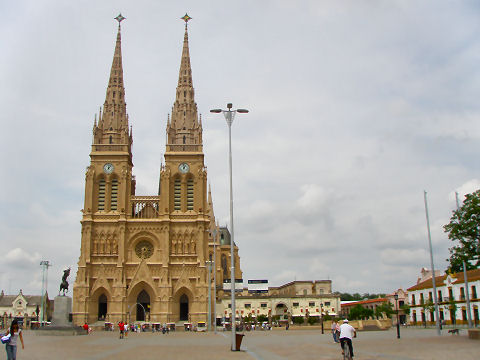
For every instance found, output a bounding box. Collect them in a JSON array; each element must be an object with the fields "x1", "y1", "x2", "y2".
[{"x1": 3, "y1": 327, "x2": 478, "y2": 360}]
